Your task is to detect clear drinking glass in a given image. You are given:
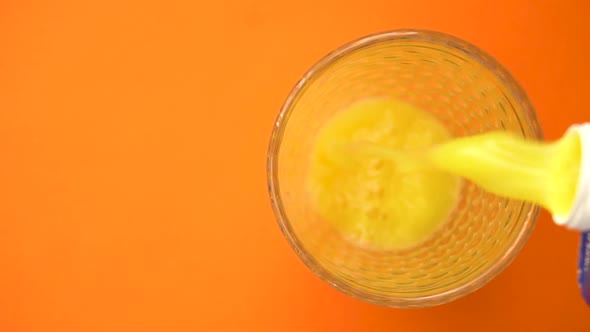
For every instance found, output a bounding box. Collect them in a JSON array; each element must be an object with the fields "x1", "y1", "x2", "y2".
[{"x1": 267, "y1": 30, "x2": 542, "y2": 307}]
